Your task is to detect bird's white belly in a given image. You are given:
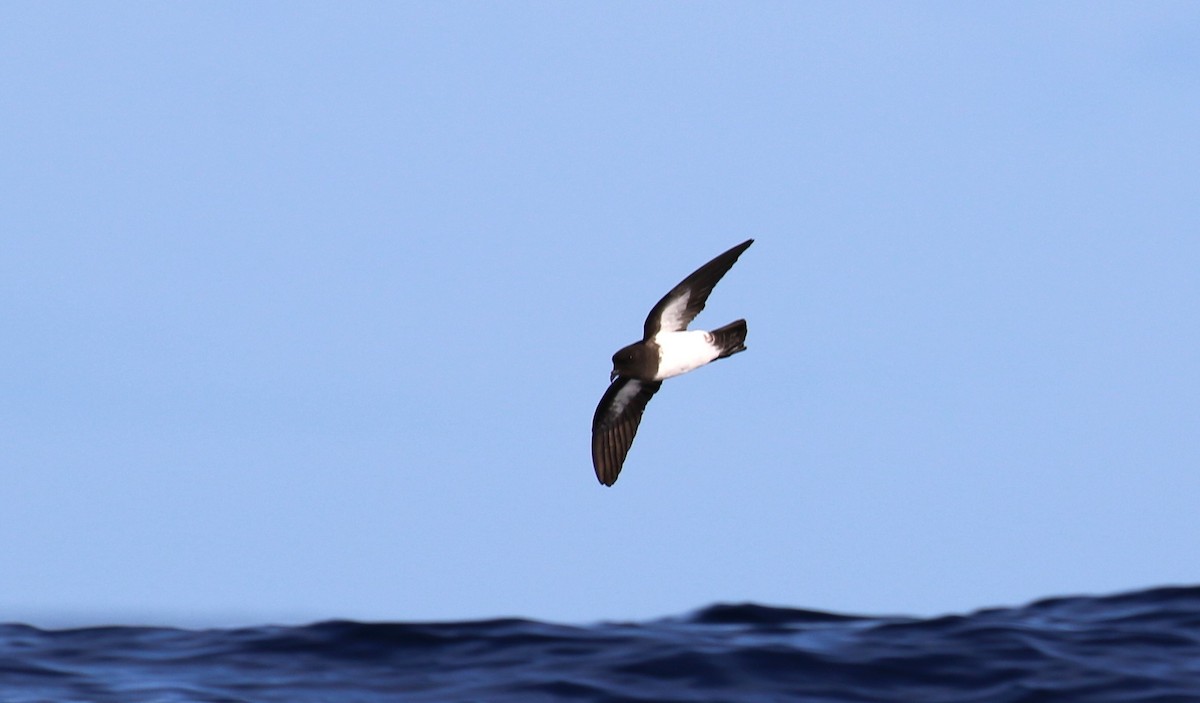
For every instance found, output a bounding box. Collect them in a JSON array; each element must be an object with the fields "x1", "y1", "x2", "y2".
[{"x1": 652, "y1": 330, "x2": 719, "y2": 380}]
